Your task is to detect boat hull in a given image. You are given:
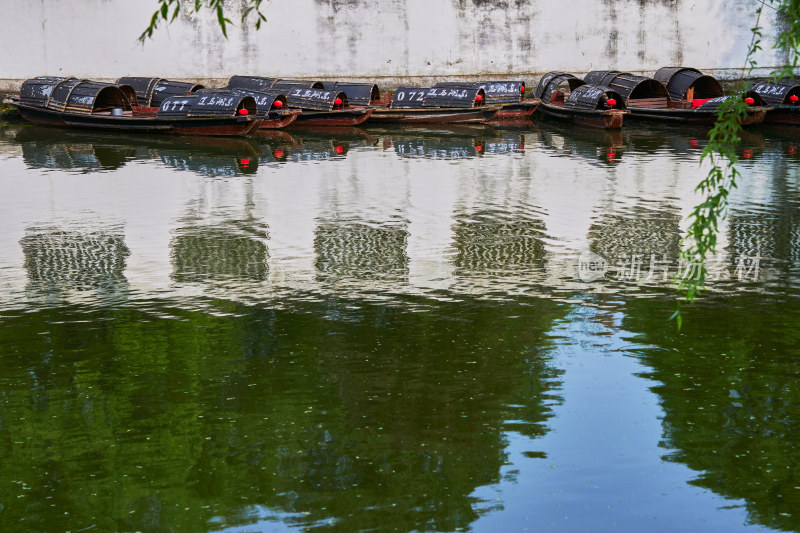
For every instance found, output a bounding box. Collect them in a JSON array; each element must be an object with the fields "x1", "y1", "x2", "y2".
[
  {"x1": 536, "y1": 104, "x2": 625, "y2": 129},
  {"x1": 260, "y1": 110, "x2": 301, "y2": 129},
  {"x1": 762, "y1": 106, "x2": 800, "y2": 125},
  {"x1": 15, "y1": 103, "x2": 262, "y2": 136},
  {"x1": 289, "y1": 108, "x2": 373, "y2": 127},
  {"x1": 627, "y1": 106, "x2": 768, "y2": 126},
  {"x1": 368, "y1": 106, "x2": 499, "y2": 124},
  {"x1": 492, "y1": 100, "x2": 541, "y2": 120}
]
